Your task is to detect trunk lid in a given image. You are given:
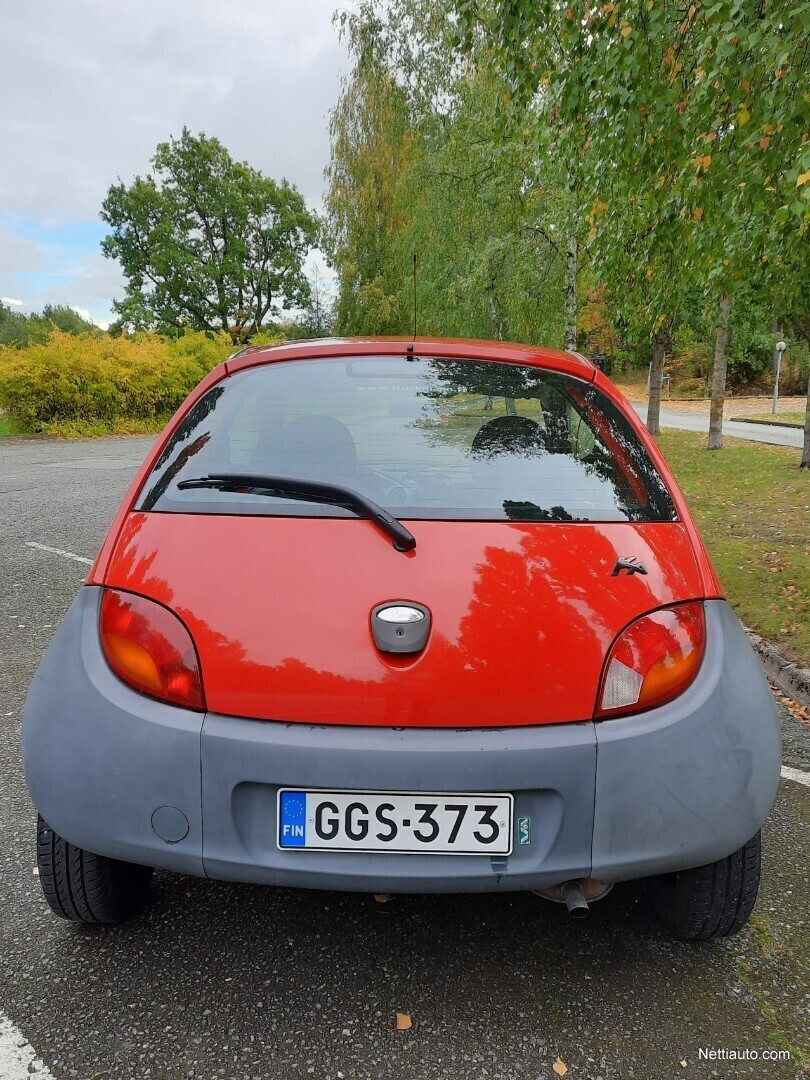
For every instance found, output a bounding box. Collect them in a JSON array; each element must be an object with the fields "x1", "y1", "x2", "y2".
[{"x1": 104, "y1": 513, "x2": 704, "y2": 727}]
